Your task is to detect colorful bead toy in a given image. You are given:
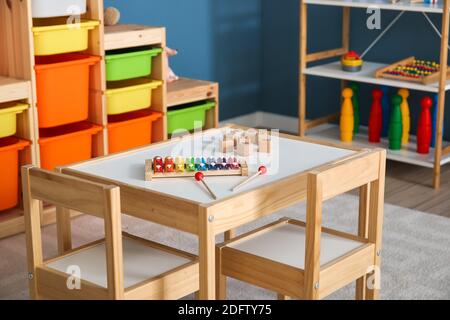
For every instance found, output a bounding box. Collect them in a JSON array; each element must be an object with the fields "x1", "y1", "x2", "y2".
[
  {"x1": 376, "y1": 56, "x2": 449, "y2": 85},
  {"x1": 145, "y1": 156, "x2": 249, "y2": 181}
]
